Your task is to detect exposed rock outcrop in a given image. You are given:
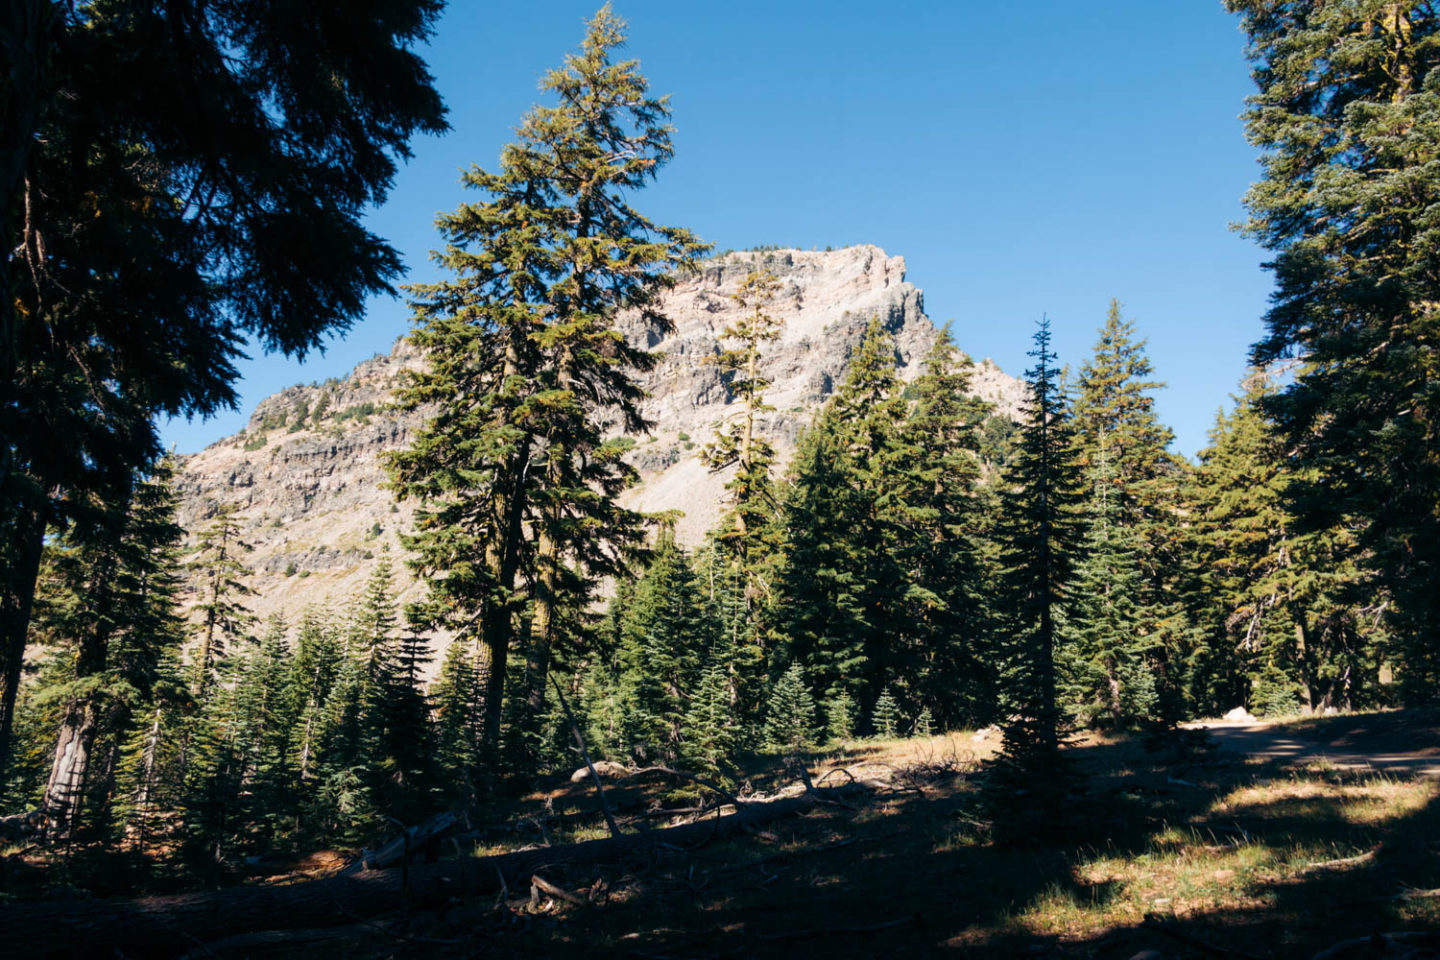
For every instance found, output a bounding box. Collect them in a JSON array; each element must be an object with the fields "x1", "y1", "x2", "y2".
[{"x1": 174, "y1": 245, "x2": 1025, "y2": 625}]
